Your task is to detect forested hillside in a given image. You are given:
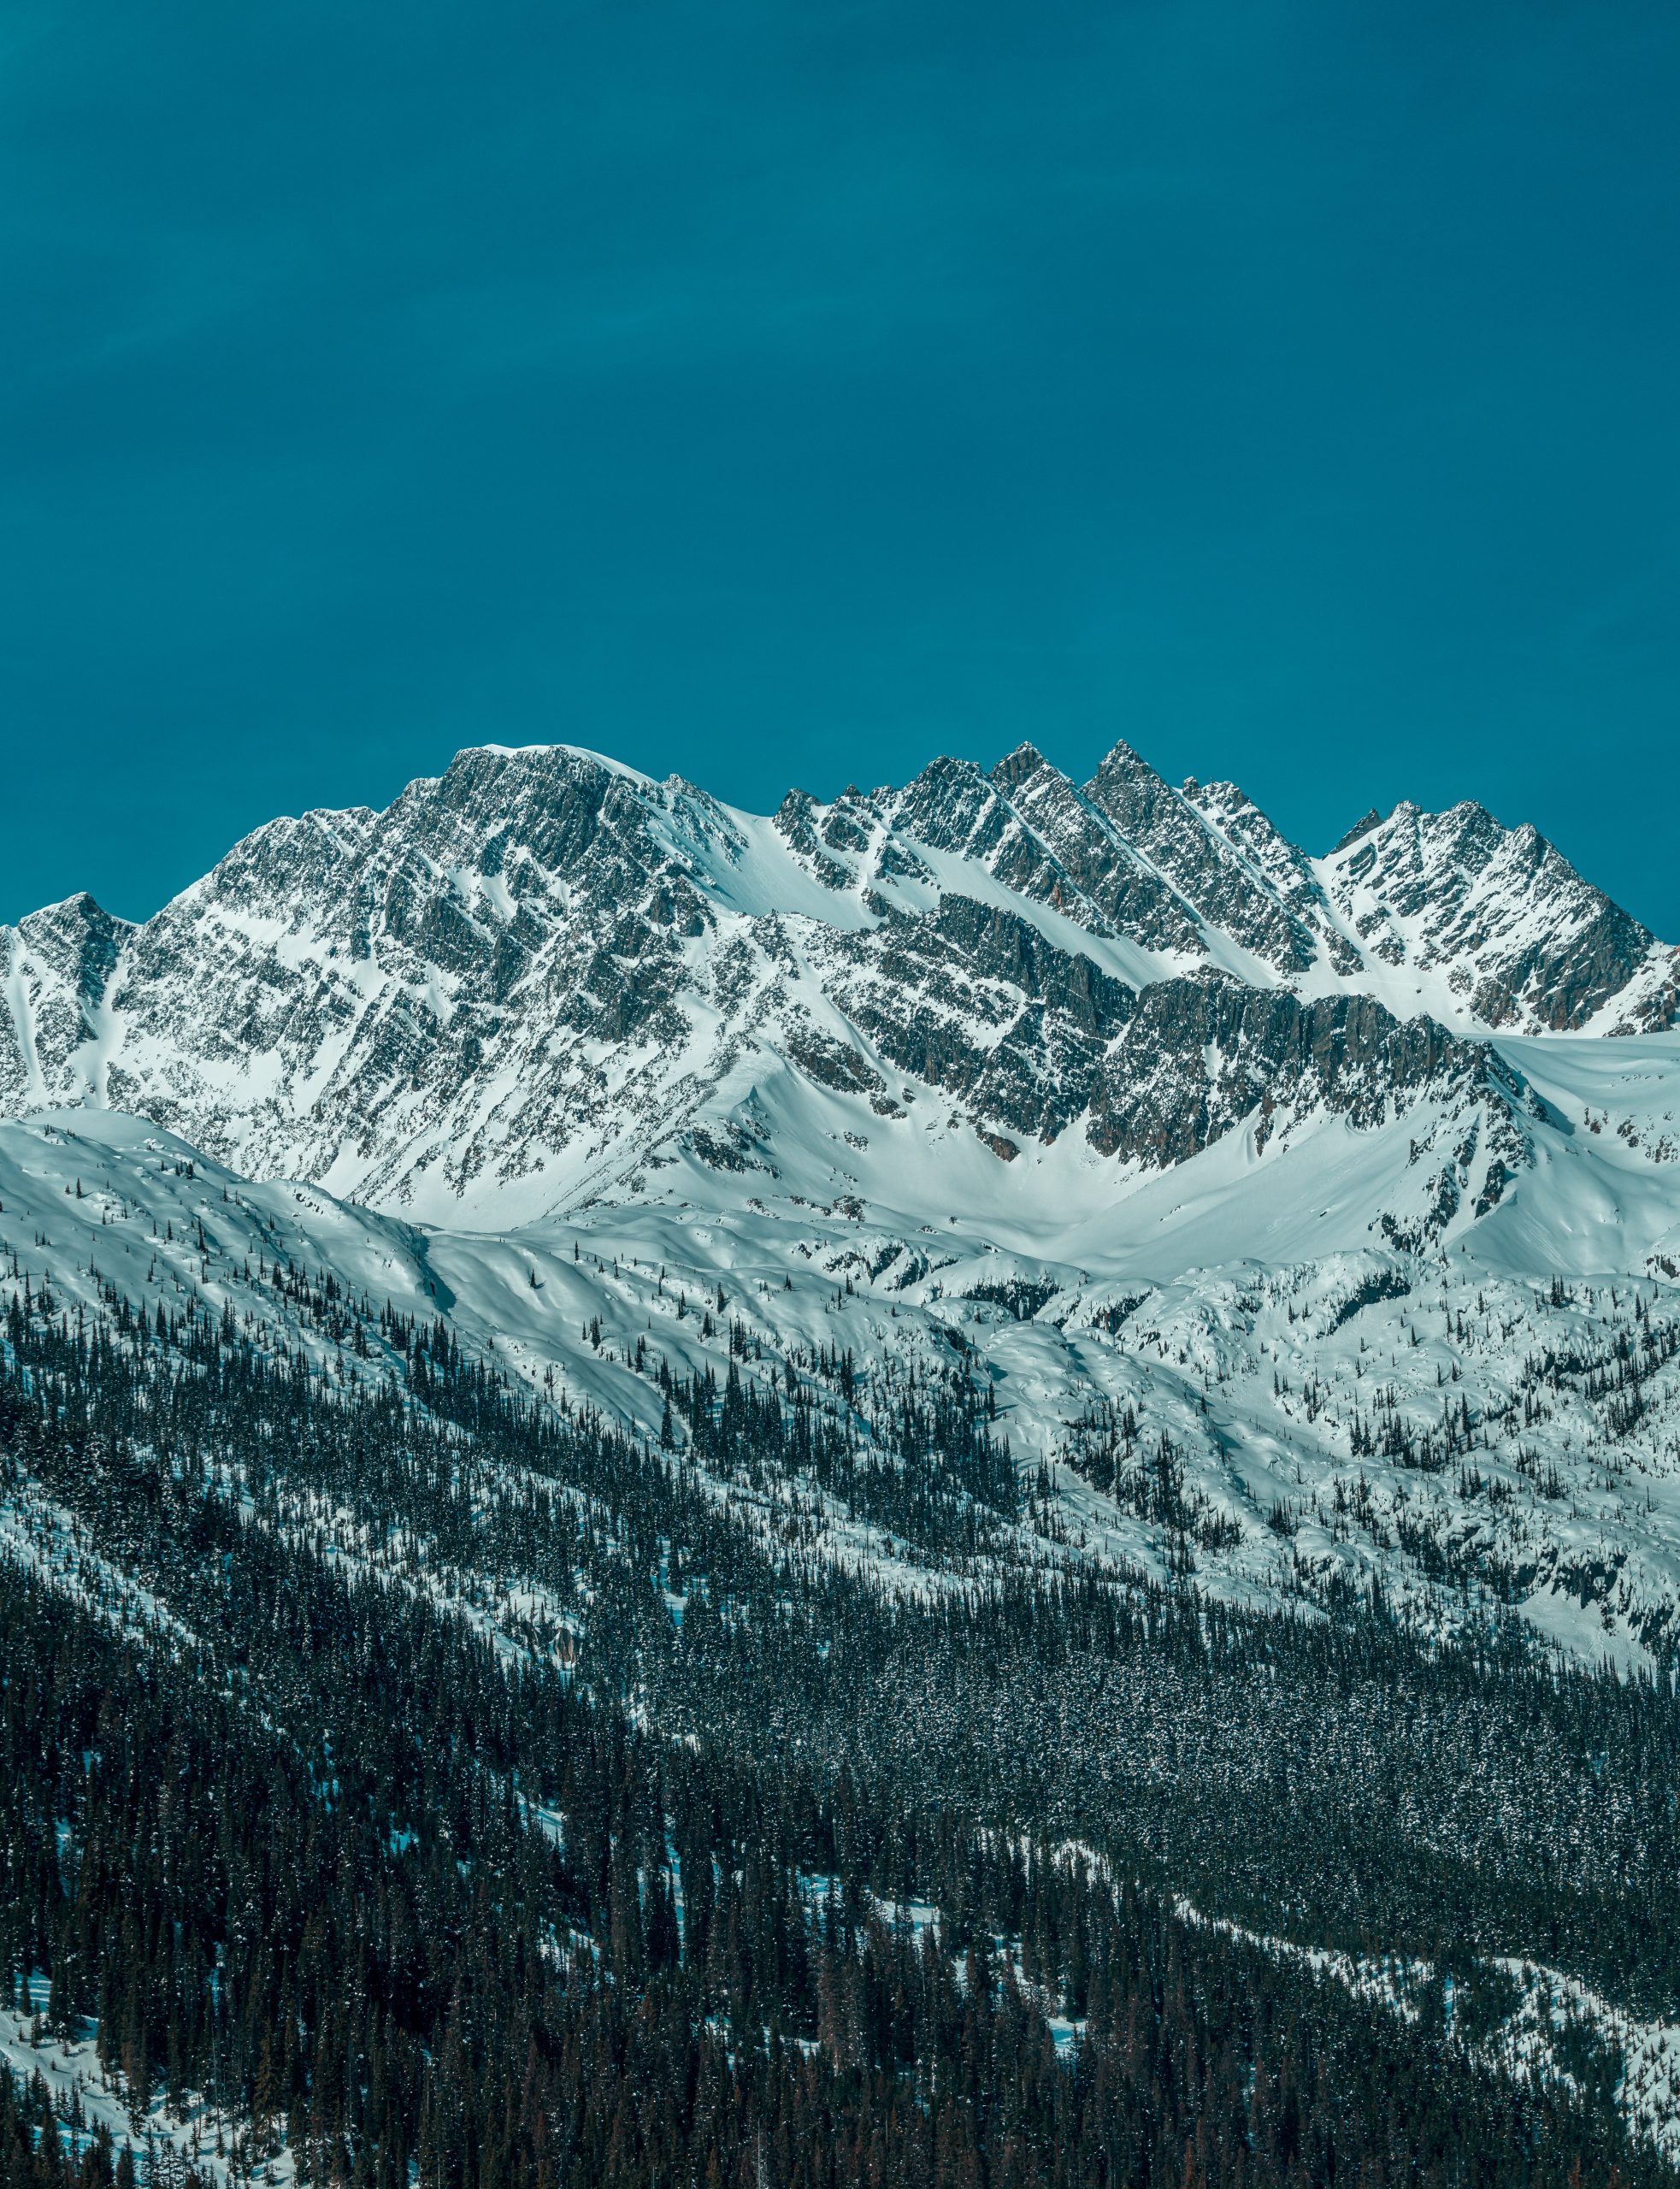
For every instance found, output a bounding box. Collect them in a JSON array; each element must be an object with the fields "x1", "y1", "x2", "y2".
[{"x1": 4, "y1": 1269, "x2": 1678, "y2": 2185}]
